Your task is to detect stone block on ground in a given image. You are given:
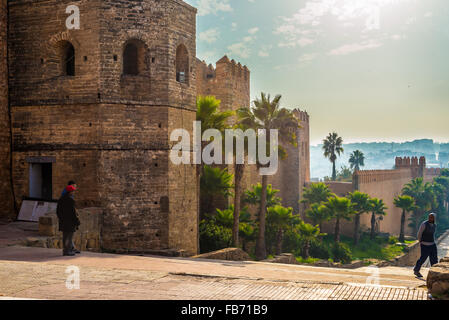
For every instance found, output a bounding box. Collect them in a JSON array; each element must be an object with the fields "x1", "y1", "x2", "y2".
[
  {"x1": 427, "y1": 262, "x2": 449, "y2": 300},
  {"x1": 193, "y1": 248, "x2": 251, "y2": 261}
]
